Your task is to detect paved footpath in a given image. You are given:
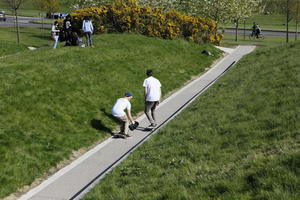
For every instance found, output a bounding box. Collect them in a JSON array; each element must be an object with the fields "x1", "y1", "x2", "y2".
[{"x1": 19, "y1": 45, "x2": 256, "y2": 200}]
